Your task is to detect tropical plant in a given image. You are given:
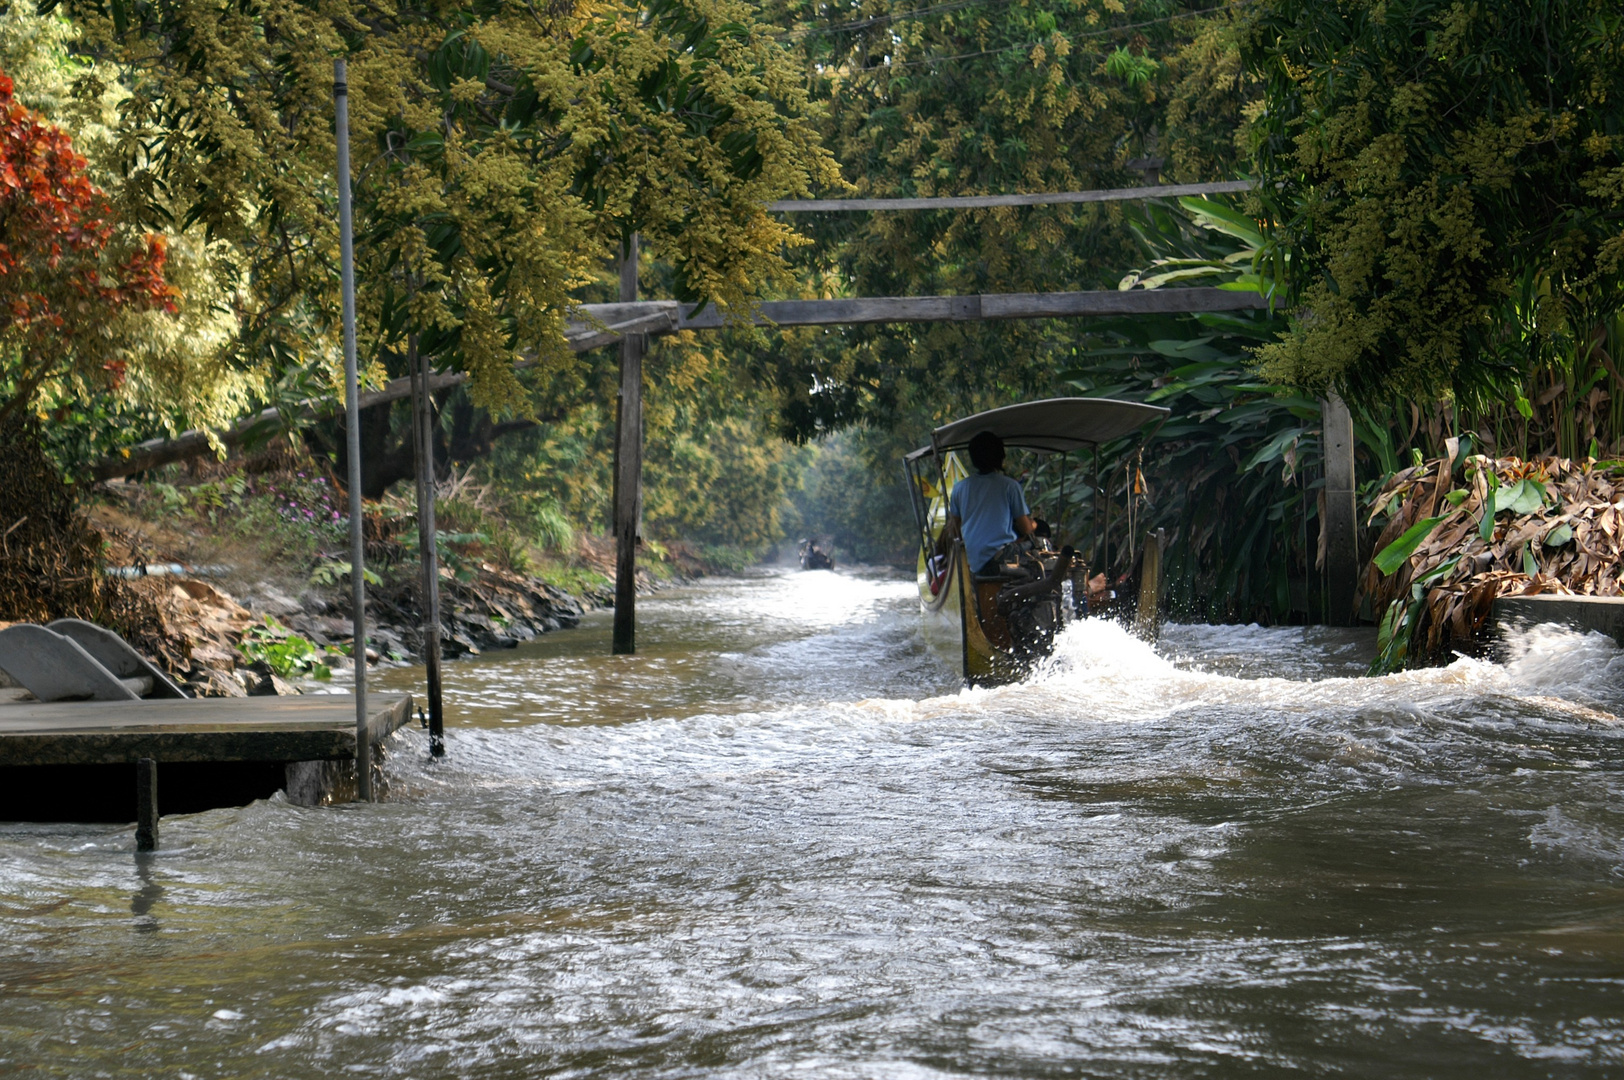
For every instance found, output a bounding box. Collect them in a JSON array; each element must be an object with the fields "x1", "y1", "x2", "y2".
[
  {"x1": 237, "y1": 616, "x2": 334, "y2": 680},
  {"x1": 1362, "y1": 451, "x2": 1624, "y2": 673},
  {"x1": 1017, "y1": 196, "x2": 1329, "y2": 620}
]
